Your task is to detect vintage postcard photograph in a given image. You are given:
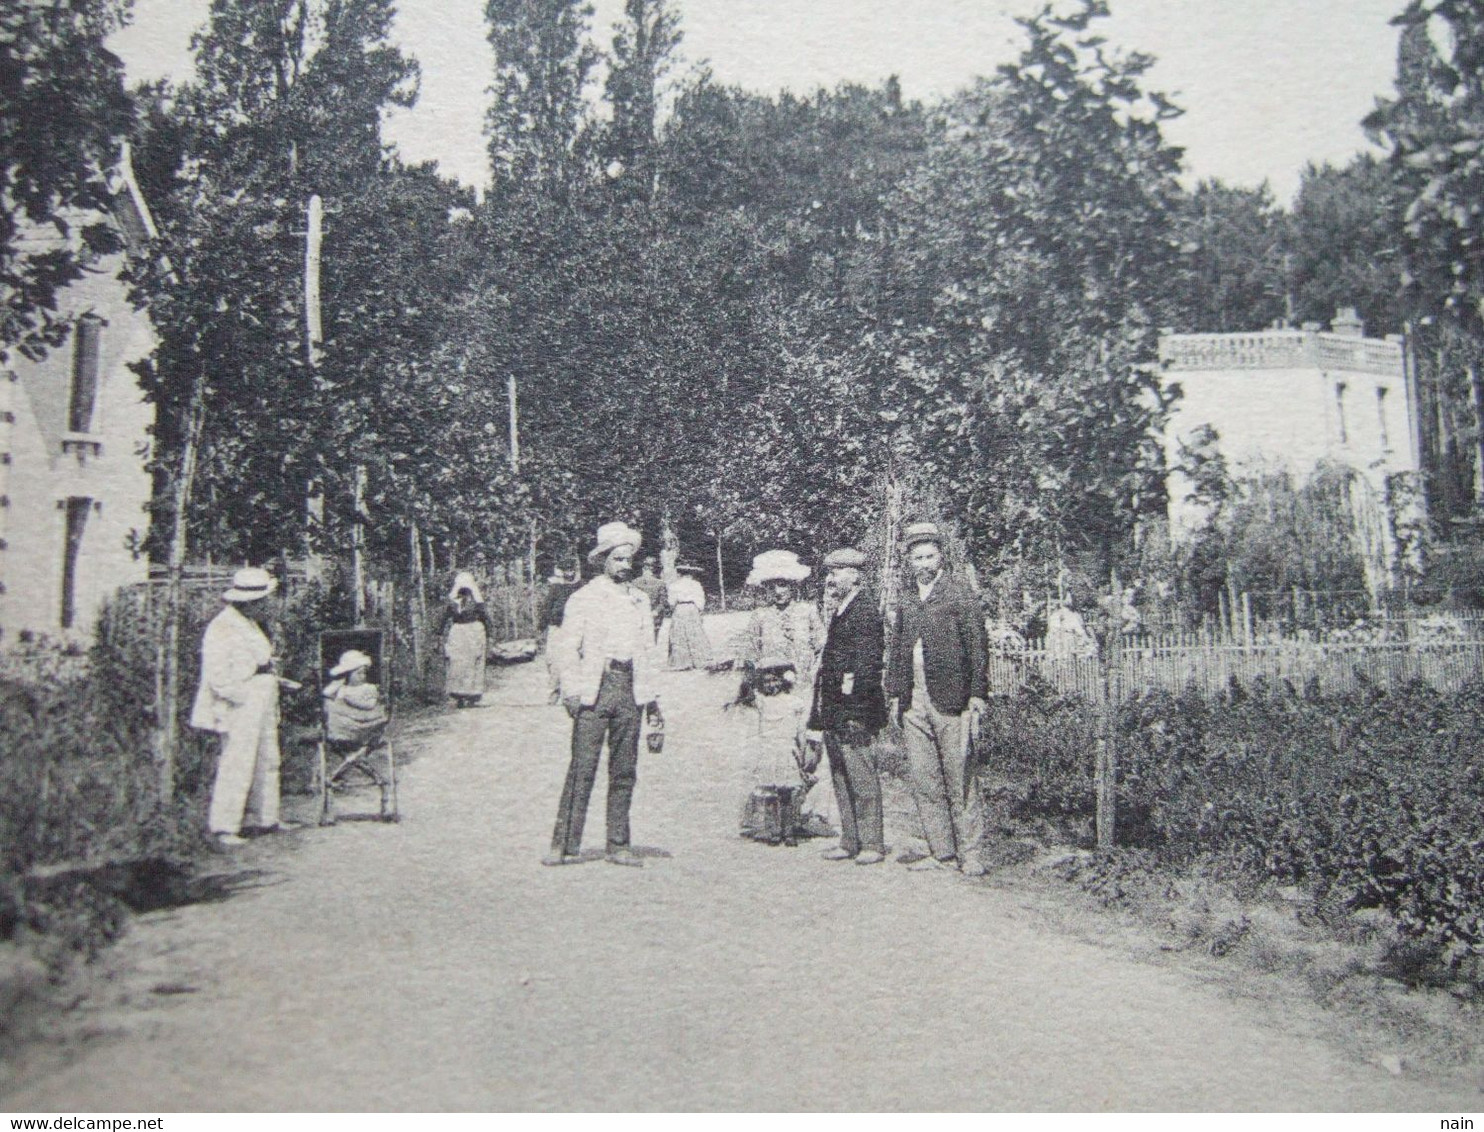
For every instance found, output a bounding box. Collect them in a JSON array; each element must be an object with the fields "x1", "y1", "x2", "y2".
[{"x1": 2, "y1": 0, "x2": 1483, "y2": 1114}]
